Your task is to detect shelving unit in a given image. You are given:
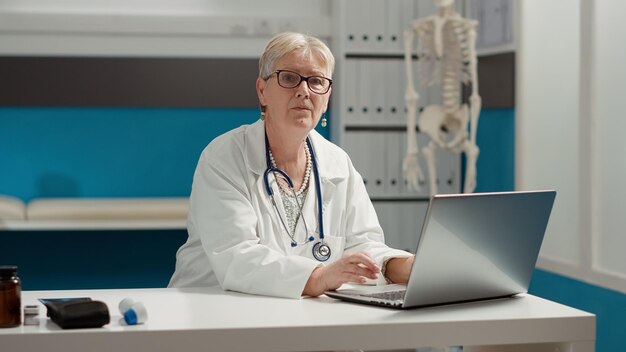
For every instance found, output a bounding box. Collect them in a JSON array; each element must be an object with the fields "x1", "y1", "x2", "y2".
[{"x1": 330, "y1": 0, "x2": 461, "y2": 252}]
